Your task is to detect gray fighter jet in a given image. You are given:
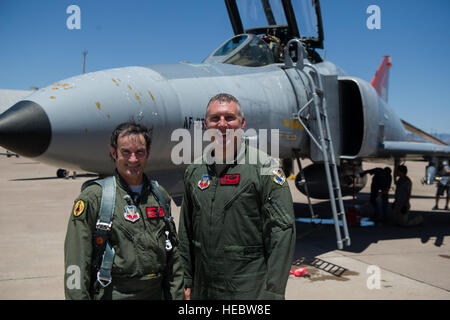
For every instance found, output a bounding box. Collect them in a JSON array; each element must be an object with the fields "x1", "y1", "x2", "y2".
[{"x1": 1, "y1": 0, "x2": 448, "y2": 248}]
